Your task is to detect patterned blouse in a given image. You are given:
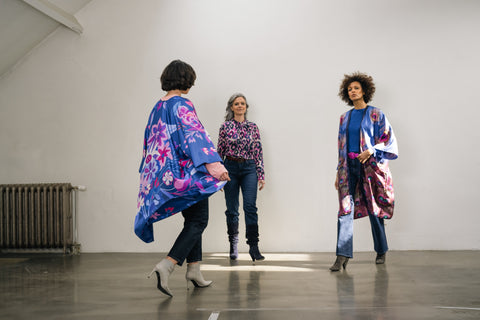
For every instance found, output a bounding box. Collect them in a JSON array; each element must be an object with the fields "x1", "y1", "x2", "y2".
[{"x1": 217, "y1": 120, "x2": 265, "y2": 180}]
